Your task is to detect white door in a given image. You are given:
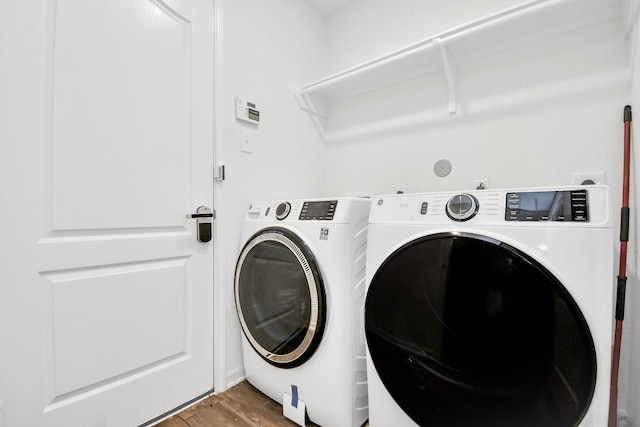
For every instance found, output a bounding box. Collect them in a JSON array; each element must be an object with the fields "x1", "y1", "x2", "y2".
[{"x1": 0, "y1": 0, "x2": 215, "y2": 426}]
